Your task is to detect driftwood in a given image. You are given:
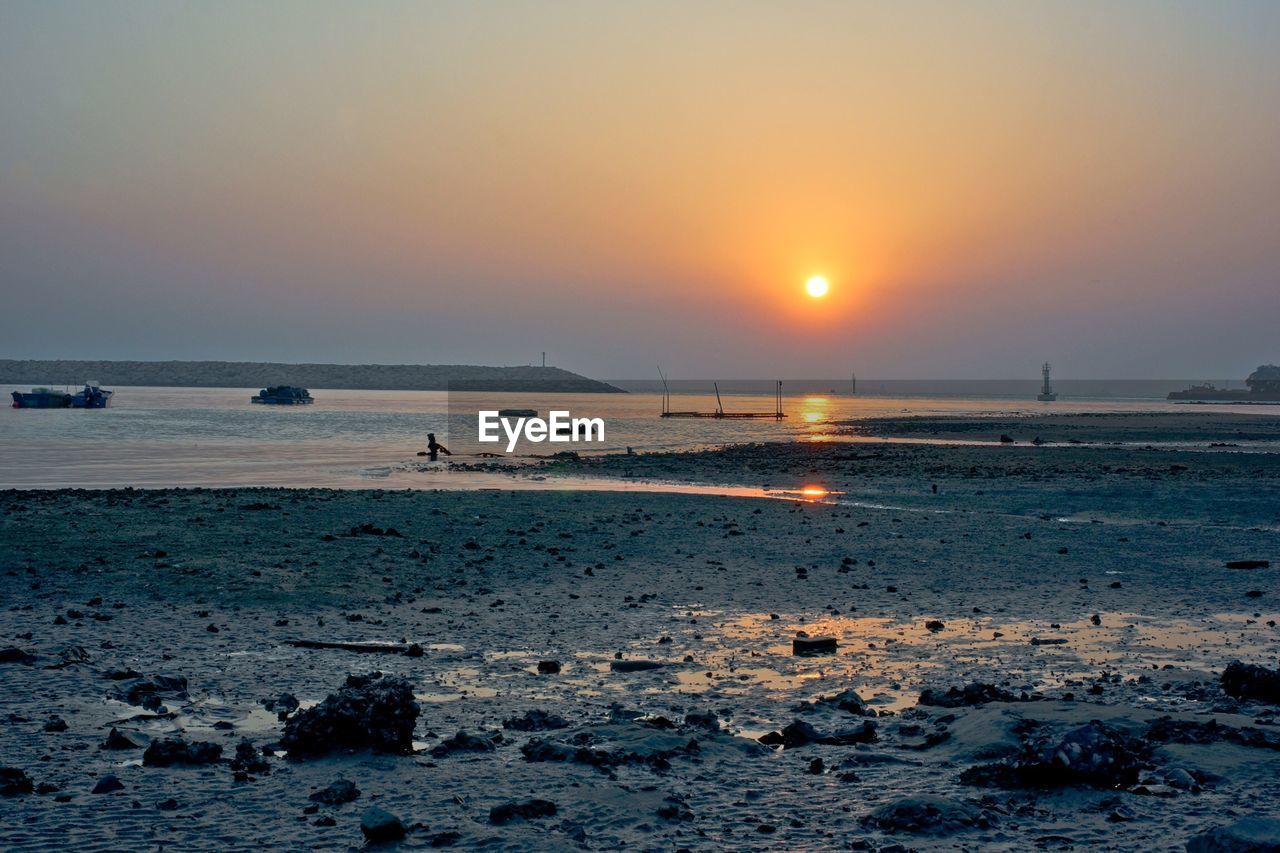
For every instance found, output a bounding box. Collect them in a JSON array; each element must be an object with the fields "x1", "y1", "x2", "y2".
[{"x1": 286, "y1": 639, "x2": 414, "y2": 654}]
